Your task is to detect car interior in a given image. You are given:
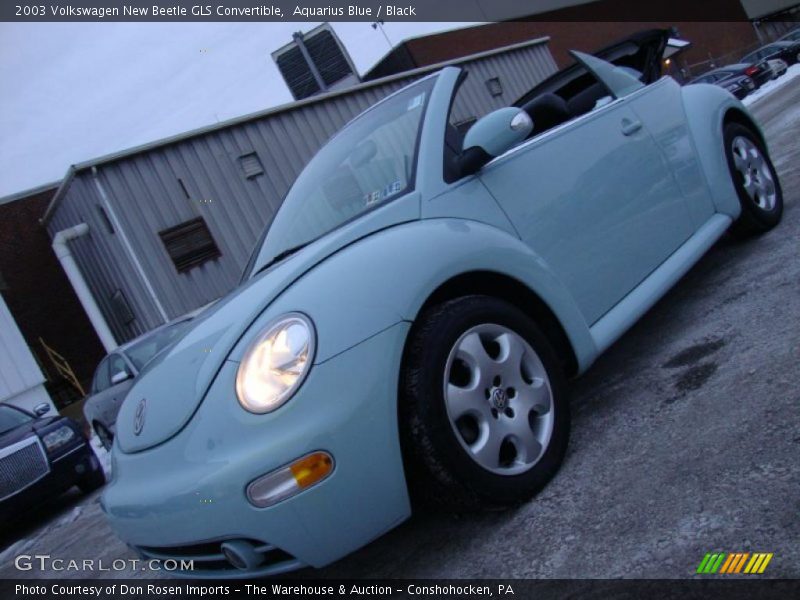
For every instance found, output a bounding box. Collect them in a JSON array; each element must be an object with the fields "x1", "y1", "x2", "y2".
[{"x1": 444, "y1": 31, "x2": 669, "y2": 181}]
